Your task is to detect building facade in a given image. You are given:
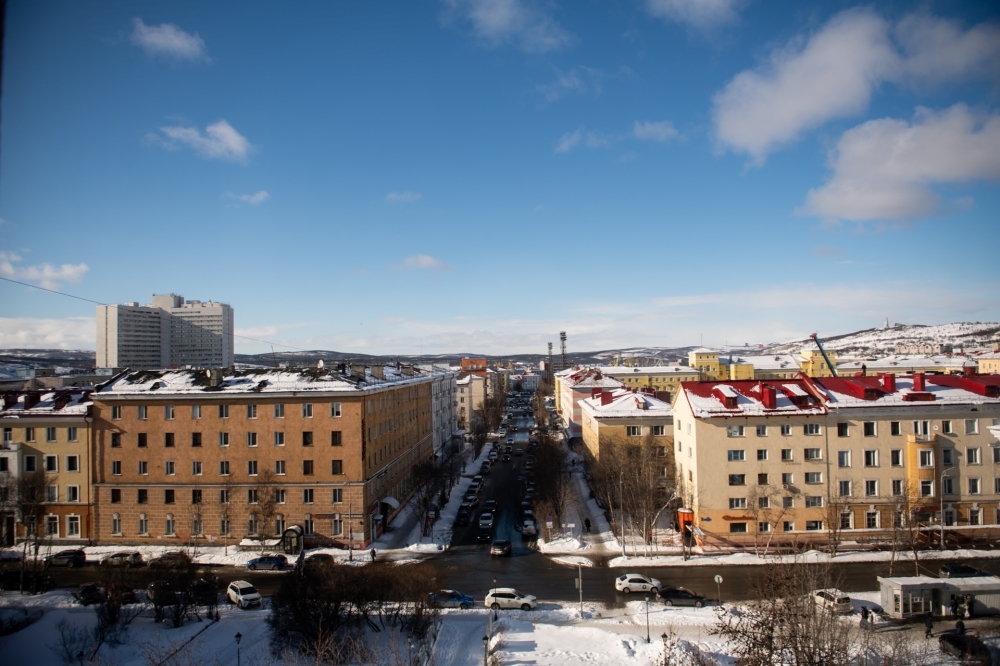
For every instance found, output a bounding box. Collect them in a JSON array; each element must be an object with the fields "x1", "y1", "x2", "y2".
[
  {"x1": 600, "y1": 365, "x2": 699, "y2": 400},
  {"x1": 90, "y1": 366, "x2": 436, "y2": 548},
  {"x1": 554, "y1": 367, "x2": 626, "y2": 440},
  {"x1": 579, "y1": 387, "x2": 674, "y2": 464}
]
